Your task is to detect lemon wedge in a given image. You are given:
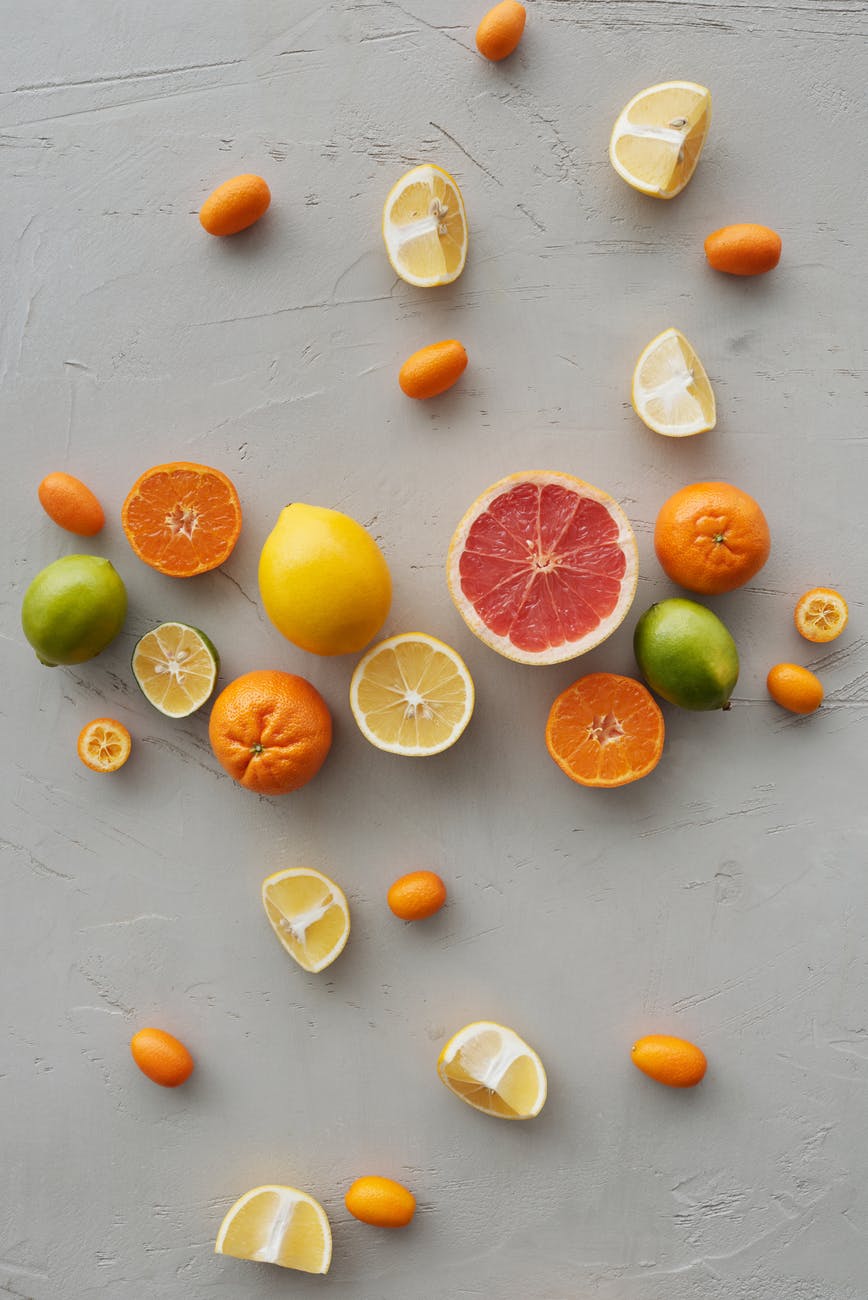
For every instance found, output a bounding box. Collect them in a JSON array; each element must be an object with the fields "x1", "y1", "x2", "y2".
[
  {"x1": 215, "y1": 1185, "x2": 331, "y2": 1274},
  {"x1": 437, "y1": 1021, "x2": 547, "y2": 1120},
  {"x1": 610, "y1": 81, "x2": 711, "y2": 199},
  {"x1": 262, "y1": 868, "x2": 350, "y2": 973},
  {"x1": 632, "y1": 328, "x2": 716, "y2": 436},
  {"x1": 382, "y1": 164, "x2": 468, "y2": 287},
  {"x1": 349, "y1": 632, "x2": 474, "y2": 756}
]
